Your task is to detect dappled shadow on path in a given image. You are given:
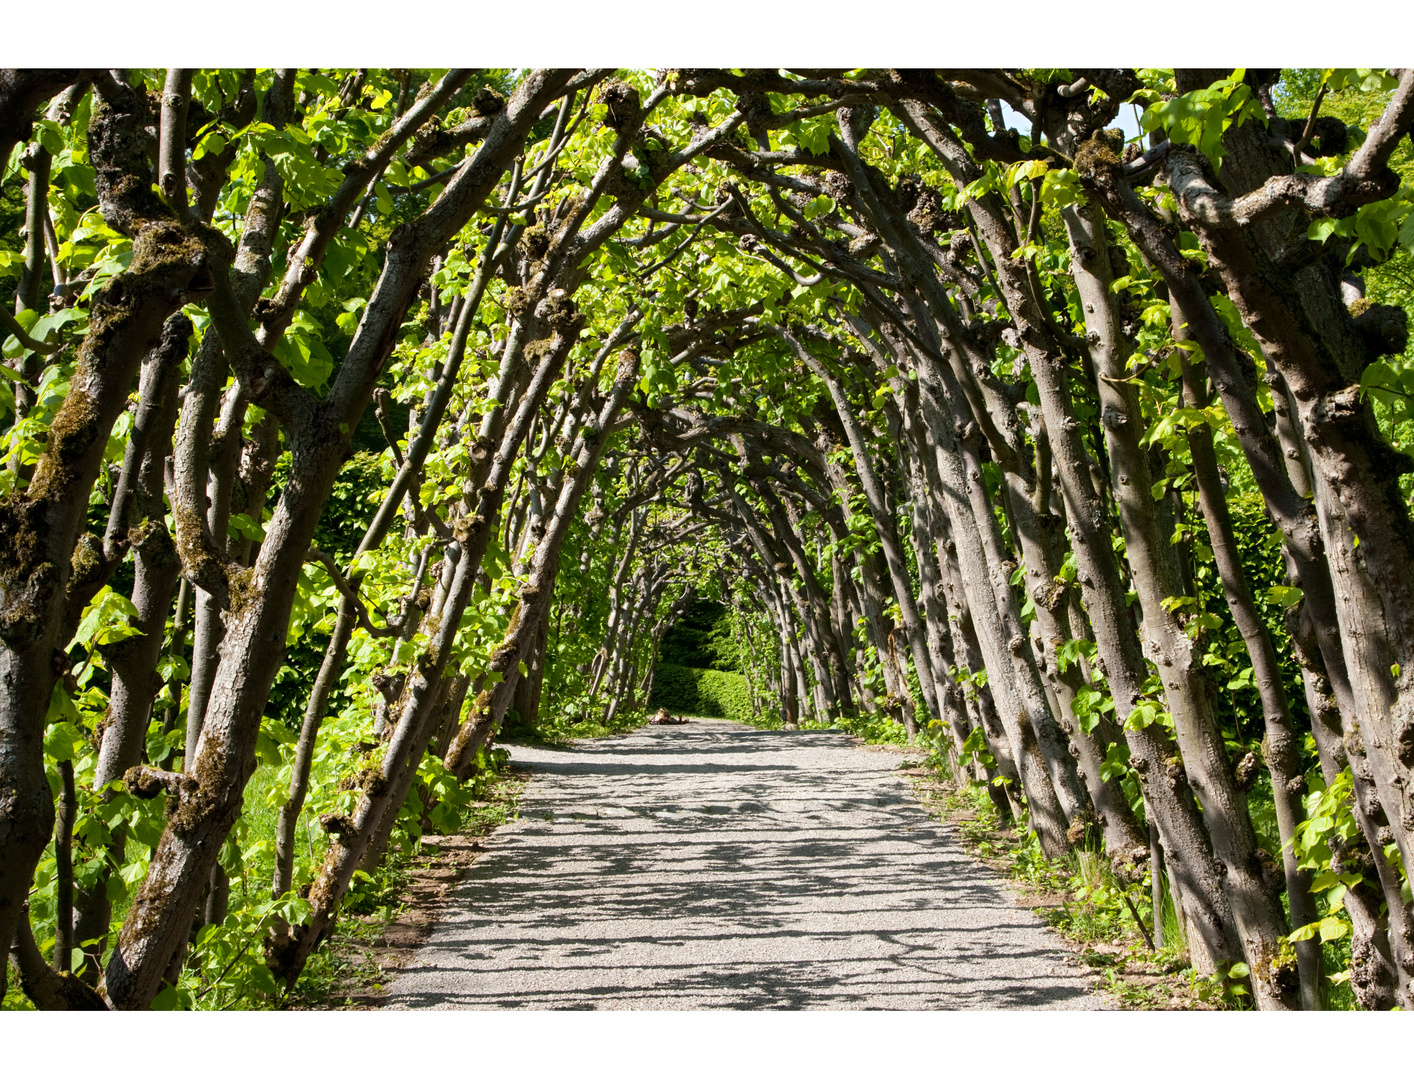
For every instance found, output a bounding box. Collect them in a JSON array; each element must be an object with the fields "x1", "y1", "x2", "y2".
[{"x1": 385, "y1": 721, "x2": 1099, "y2": 1010}]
